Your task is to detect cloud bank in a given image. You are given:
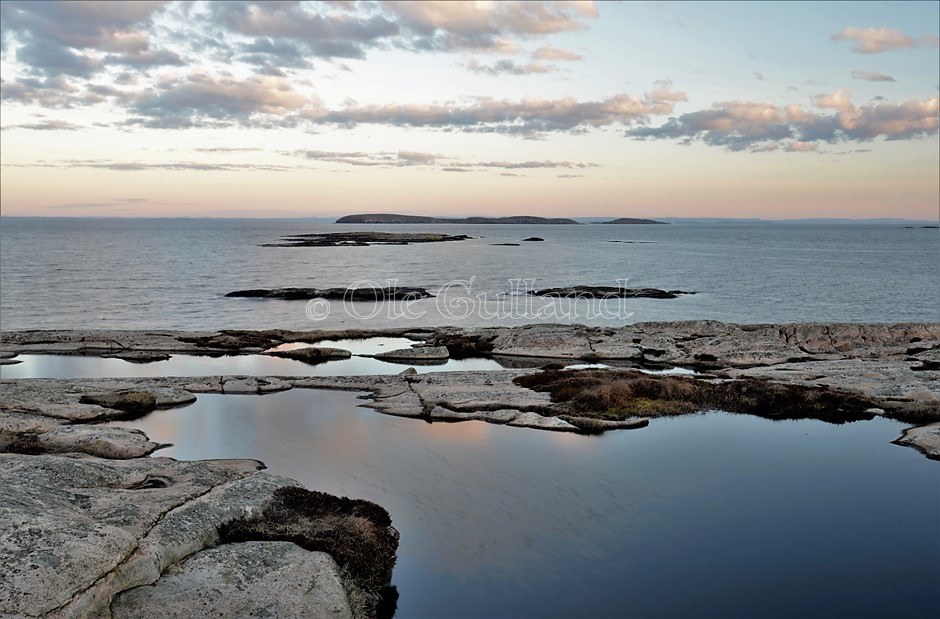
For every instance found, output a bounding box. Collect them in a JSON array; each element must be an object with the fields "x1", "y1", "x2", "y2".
[{"x1": 627, "y1": 92, "x2": 939, "y2": 152}]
